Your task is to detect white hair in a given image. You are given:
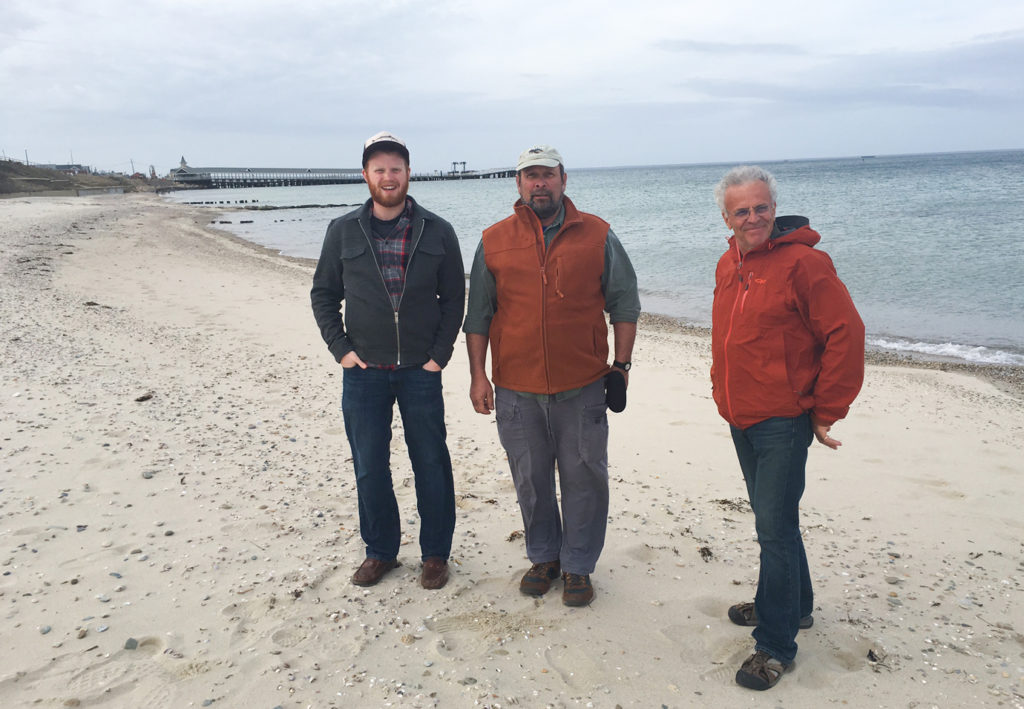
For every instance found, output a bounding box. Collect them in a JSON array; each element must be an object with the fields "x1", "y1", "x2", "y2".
[{"x1": 713, "y1": 165, "x2": 778, "y2": 212}]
